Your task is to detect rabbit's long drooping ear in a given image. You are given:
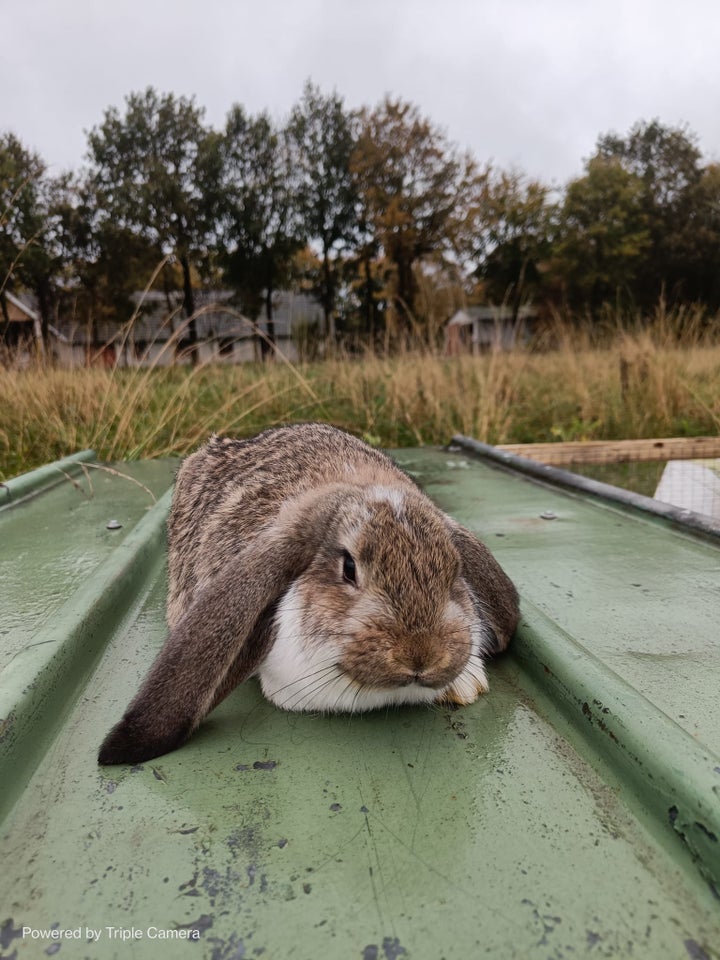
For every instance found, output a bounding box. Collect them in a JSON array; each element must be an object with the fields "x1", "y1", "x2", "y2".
[
  {"x1": 449, "y1": 523, "x2": 520, "y2": 654},
  {"x1": 98, "y1": 489, "x2": 351, "y2": 765},
  {"x1": 97, "y1": 549, "x2": 287, "y2": 765}
]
